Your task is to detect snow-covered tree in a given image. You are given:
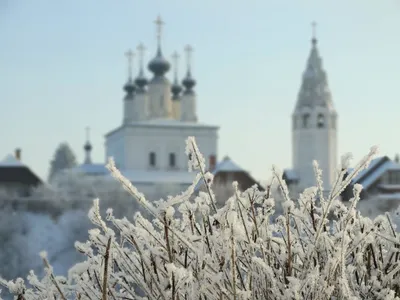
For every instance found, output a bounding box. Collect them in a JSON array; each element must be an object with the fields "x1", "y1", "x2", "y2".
[
  {"x1": 48, "y1": 143, "x2": 77, "y2": 182},
  {"x1": 2, "y1": 137, "x2": 400, "y2": 300}
]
